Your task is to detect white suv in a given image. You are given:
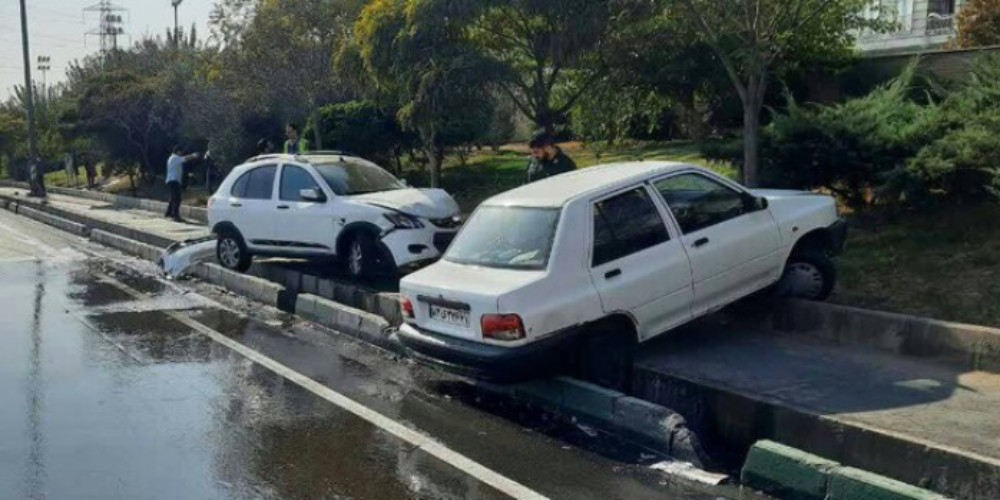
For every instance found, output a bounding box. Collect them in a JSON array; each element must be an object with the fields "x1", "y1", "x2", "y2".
[
  {"x1": 207, "y1": 153, "x2": 462, "y2": 278},
  {"x1": 396, "y1": 162, "x2": 846, "y2": 387}
]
